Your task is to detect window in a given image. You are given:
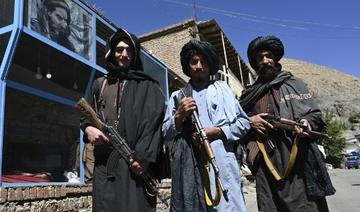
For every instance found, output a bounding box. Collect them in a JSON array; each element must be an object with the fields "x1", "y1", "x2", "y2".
[
  {"x1": 0, "y1": 32, "x2": 11, "y2": 65},
  {"x1": 96, "y1": 19, "x2": 114, "y2": 42},
  {"x1": 6, "y1": 34, "x2": 92, "y2": 101},
  {"x1": 140, "y1": 50, "x2": 168, "y2": 97},
  {"x1": 1, "y1": 32, "x2": 94, "y2": 184},
  {"x1": 0, "y1": 0, "x2": 14, "y2": 28},
  {"x1": 96, "y1": 41, "x2": 106, "y2": 68},
  {"x1": 2, "y1": 87, "x2": 80, "y2": 183}
]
